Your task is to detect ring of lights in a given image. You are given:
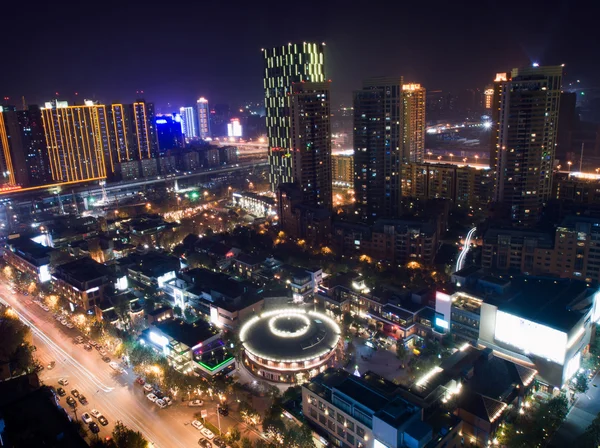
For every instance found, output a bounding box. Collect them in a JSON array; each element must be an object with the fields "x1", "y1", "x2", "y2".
[
  {"x1": 239, "y1": 308, "x2": 342, "y2": 383},
  {"x1": 268, "y1": 313, "x2": 311, "y2": 338}
]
